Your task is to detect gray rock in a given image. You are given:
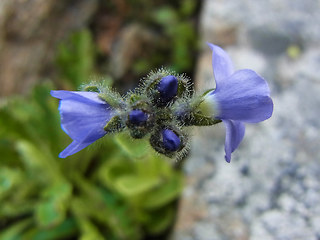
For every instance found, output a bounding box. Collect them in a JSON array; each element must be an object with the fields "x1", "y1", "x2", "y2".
[
  {"x1": 172, "y1": 0, "x2": 320, "y2": 239},
  {"x1": 251, "y1": 210, "x2": 317, "y2": 240},
  {"x1": 248, "y1": 26, "x2": 291, "y2": 56},
  {"x1": 0, "y1": 0, "x2": 98, "y2": 97}
]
